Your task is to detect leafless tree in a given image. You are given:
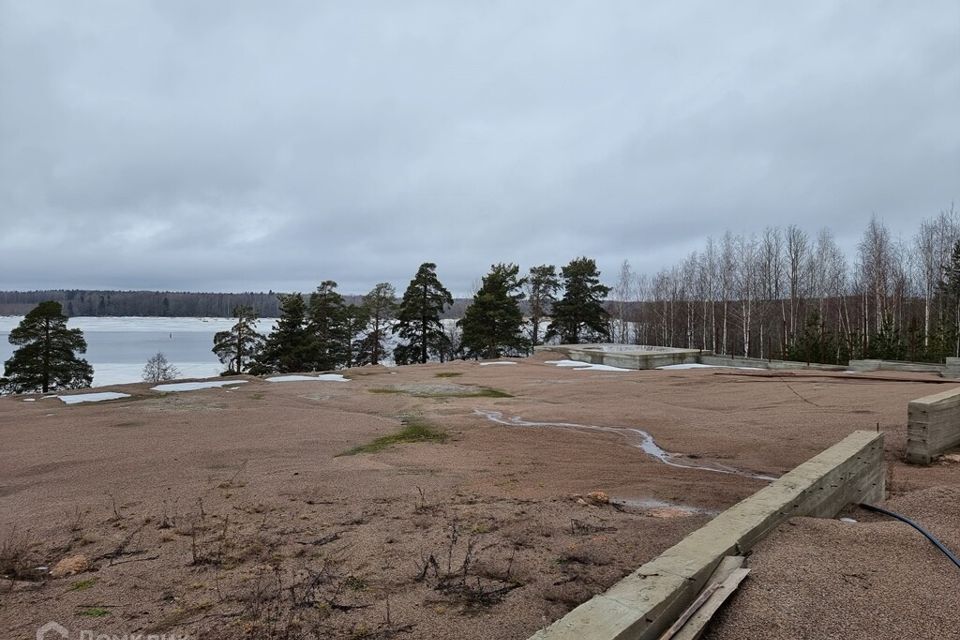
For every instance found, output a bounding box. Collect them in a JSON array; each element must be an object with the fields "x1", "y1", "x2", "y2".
[
  {"x1": 142, "y1": 352, "x2": 180, "y2": 383},
  {"x1": 611, "y1": 260, "x2": 635, "y2": 344}
]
